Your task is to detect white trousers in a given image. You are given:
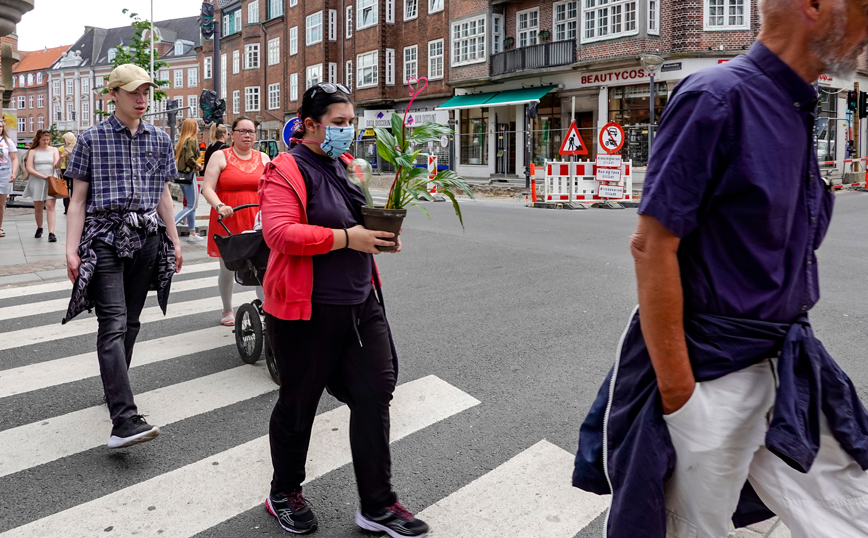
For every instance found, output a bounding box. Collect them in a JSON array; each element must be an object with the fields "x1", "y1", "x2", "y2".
[{"x1": 664, "y1": 359, "x2": 868, "y2": 538}]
